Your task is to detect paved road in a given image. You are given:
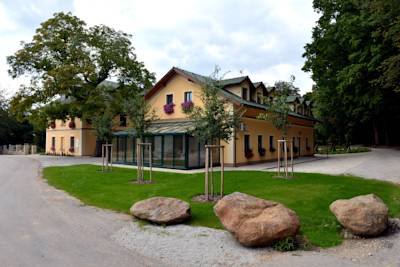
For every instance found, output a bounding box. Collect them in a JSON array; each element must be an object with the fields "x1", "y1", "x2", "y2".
[
  {"x1": 289, "y1": 148, "x2": 400, "y2": 184},
  {"x1": 0, "y1": 155, "x2": 161, "y2": 267}
]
